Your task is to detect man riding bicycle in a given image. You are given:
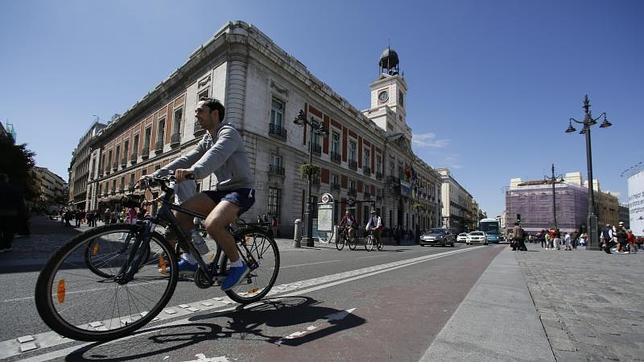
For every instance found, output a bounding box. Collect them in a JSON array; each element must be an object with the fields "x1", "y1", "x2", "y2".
[
  {"x1": 339, "y1": 209, "x2": 356, "y2": 239},
  {"x1": 365, "y1": 208, "x2": 383, "y2": 245},
  {"x1": 145, "y1": 97, "x2": 255, "y2": 291}
]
